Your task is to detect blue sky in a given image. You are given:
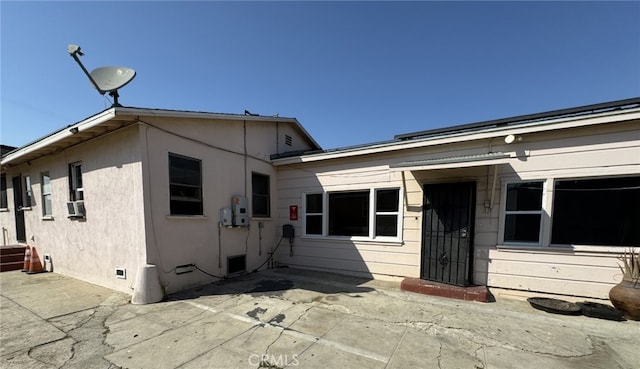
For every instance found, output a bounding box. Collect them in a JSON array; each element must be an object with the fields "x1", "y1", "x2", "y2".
[{"x1": 2, "y1": 1, "x2": 639, "y2": 149}]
